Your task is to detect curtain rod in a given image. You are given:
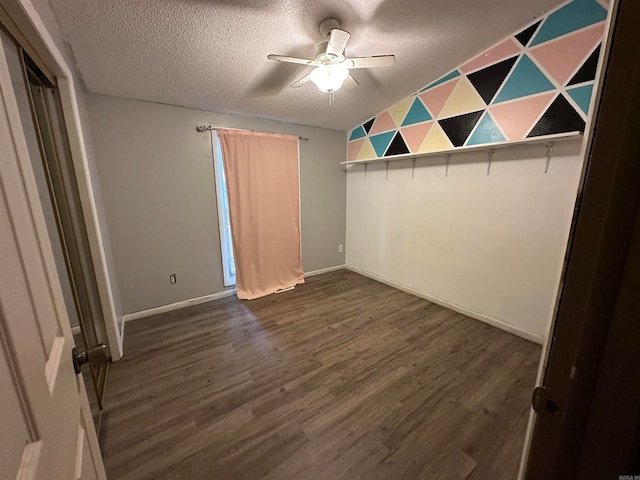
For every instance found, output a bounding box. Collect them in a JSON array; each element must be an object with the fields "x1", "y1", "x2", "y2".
[{"x1": 196, "y1": 125, "x2": 309, "y2": 141}]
